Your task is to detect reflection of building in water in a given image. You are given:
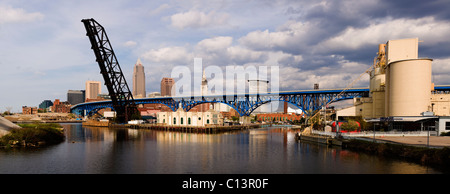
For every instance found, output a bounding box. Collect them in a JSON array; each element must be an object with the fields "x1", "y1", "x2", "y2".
[
  {"x1": 157, "y1": 107, "x2": 223, "y2": 127},
  {"x1": 155, "y1": 131, "x2": 221, "y2": 144},
  {"x1": 256, "y1": 112, "x2": 303, "y2": 122}
]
